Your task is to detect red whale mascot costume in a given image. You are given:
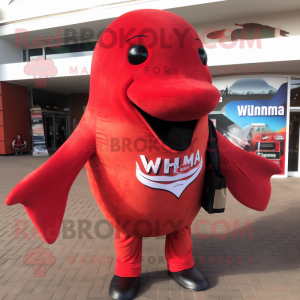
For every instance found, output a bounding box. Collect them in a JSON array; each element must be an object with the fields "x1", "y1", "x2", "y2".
[{"x1": 6, "y1": 9, "x2": 281, "y2": 300}]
